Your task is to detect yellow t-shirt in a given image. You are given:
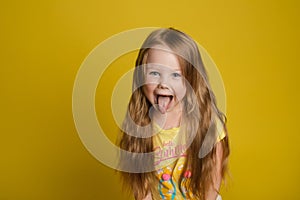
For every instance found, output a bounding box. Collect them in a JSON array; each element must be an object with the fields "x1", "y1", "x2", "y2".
[{"x1": 152, "y1": 119, "x2": 226, "y2": 200}]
